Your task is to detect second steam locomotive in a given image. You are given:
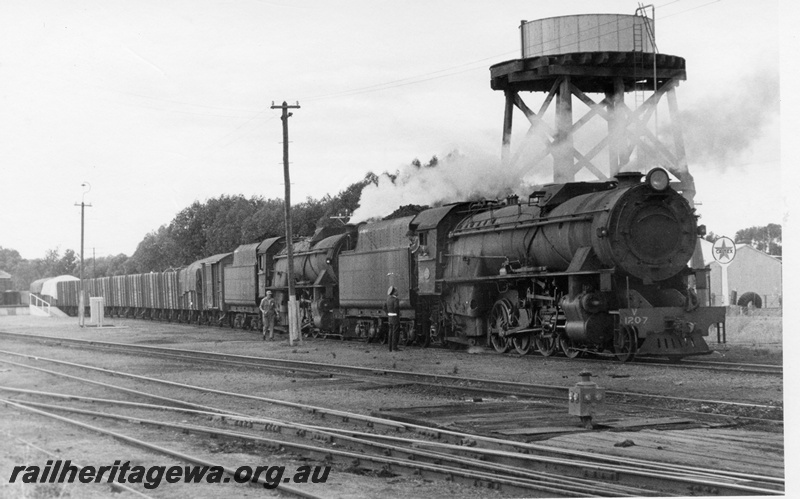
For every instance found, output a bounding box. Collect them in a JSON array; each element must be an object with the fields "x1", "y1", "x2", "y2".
[{"x1": 58, "y1": 167, "x2": 725, "y2": 361}]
